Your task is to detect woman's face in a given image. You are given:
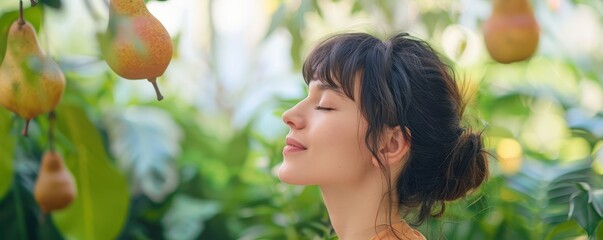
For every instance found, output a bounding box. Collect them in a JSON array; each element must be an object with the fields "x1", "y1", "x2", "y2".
[{"x1": 279, "y1": 80, "x2": 375, "y2": 186}]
